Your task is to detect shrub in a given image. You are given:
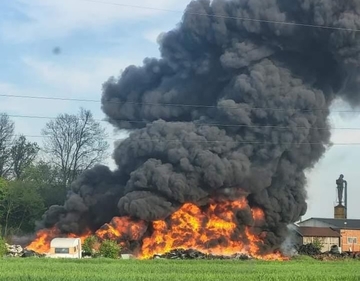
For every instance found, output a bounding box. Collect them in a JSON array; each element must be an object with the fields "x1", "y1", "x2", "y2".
[
  {"x1": 83, "y1": 235, "x2": 100, "y2": 256},
  {"x1": 313, "y1": 238, "x2": 324, "y2": 252},
  {"x1": 99, "y1": 240, "x2": 121, "y2": 259},
  {"x1": 0, "y1": 236, "x2": 7, "y2": 258}
]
